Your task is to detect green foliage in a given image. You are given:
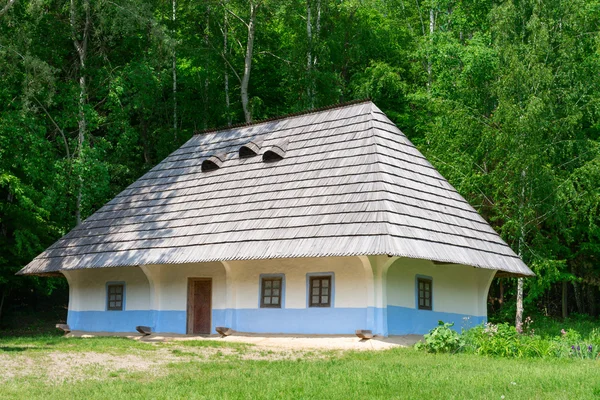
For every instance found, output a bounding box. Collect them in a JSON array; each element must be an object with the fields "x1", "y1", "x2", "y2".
[
  {"x1": 462, "y1": 322, "x2": 525, "y2": 357},
  {"x1": 414, "y1": 321, "x2": 463, "y2": 353},
  {"x1": 418, "y1": 318, "x2": 600, "y2": 360},
  {"x1": 0, "y1": 0, "x2": 599, "y2": 321}
]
